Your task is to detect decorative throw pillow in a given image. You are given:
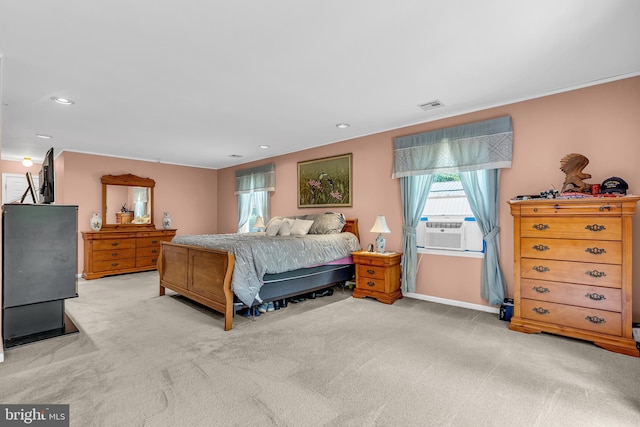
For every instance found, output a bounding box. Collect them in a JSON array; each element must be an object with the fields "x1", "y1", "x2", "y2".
[
  {"x1": 290, "y1": 219, "x2": 314, "y2": 236},
  {"x1": 277, "y1": 220, "x2": 291, "y2": 236},
  {"x1": 307, "y1": 212, "x2": 346, "y2": 234},
  {"x1": 265, "y1": 219, "x2": 283, "y2": 236}
]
